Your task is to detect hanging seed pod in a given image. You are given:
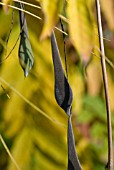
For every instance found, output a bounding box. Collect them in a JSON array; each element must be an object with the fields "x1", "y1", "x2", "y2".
[
  {"x1": 51, "y1": 31, "x2": 82, "y2": 170},
  {"x1": 51, "y1": 31, "x2": 72, "y2": 115},
  {"x1": 68, "y1": 118, "x2": 82, "y2": 170},
  {"x1": 18, "y1": 2, "x2": 34, "y2": 77}
]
